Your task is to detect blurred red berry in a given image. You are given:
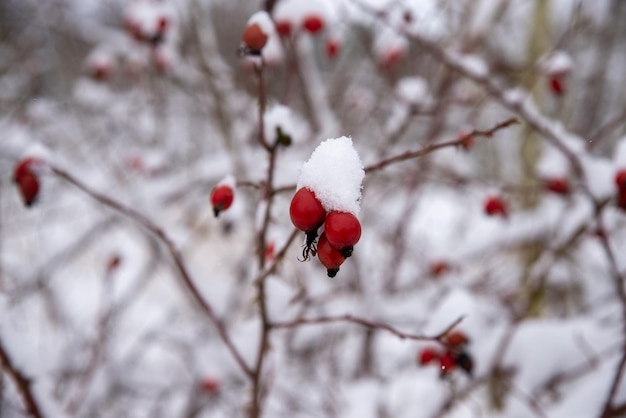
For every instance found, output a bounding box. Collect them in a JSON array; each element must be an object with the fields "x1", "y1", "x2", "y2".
[
  {"x1": 484, "y1": 196, "x2": 508, "y2": 218},
  {"x1": 444, "y1": 331, "x2": 469, "y2": 347},
  {"x1": 418, "y1": 347, "x2": 440, "y2": 365},
  {"x1": 210, "y1": 184, "x2": 234, "y2": 217},
  {"x1": 13, "y1": 157, "x2": 41, "y2": 182},
  {"x1": 380, "y1": 47, "x2": 404, "y2": 70},
  {"x1": 324, "y1": 211, "x2": 361, "y2": 258},
  {"x1": 326, "y1": 38, "x2": 340, "y2": 58},
  {"x1": 544, "y1": 177, "x2": 570, "y2": 194},
  {"x1": 243, "y1": 23, "x2": 268, "y2": 52},
  {"x1": 303, "y1": 15, "x2": 324, "y2": 34},
  {"x1": 275, "y1": 20, "x2": 291, "y2": 37},
  {"x1": 157, "y1": 16, "x2": 169, "y2": 33},
  {"x1": 106, "y1": 255, "x2": 122, "y2": 273},
  {"x1": 17, "y1": 173, "x2": 40, "y2": 207},
  {"x1": 549, "y1": 74, "x2": 565, "y2": 96},
  {"x1": 317, "y1": 233, "x2": 345, "y2": 278},
  {"x1": 430, "y1": 260, "x2": 451, "y2": 277},
  {"x1": 439, "y1": 351, "x2": 457, "y2": 376},
  {"x1": 200, "y1": 378, "x2": 220, "y2": 395}
]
